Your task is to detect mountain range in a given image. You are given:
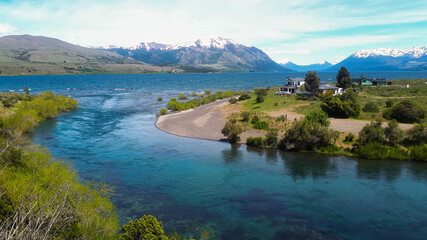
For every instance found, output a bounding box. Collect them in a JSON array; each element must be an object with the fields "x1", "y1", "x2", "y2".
[
  {"x1": 0, "y1": 34, "x2": 425, "y2": 75},
  {"x1": 106, "y1": 37, "x2": 290, "y2": 73},
  {"x1": 280, "y1": 61, "x2": 333, "y2": 72},
  {"x1": 325, "y1": 47, "x2": 427, "y2": 71}
]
